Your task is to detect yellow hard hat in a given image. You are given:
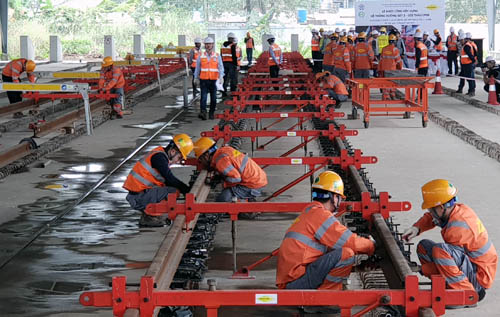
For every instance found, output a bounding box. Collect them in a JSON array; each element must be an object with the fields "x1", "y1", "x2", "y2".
[
  {"x1": 172, "y1": 134, "x2": 194, "y2": 160},
  {"x1": 380, "y1": 27, "x2": 387, "y2": 32},
  {"x1": 421, "y1": 179, "x2": 457, "y2": 209},
  {"x1": 434, "y1": 29, "x2": 440, "y2": 35},
  {"x1": 193, "y1": 137, "x2": 216, "y2": 158},
  {"x1": 332, "y1": 32, "x2": 339, "y2": 38},
  {"x1": 358, "y1": 32, "x2": 366, "y2": 39},
  {"x1": 319, "y1": 28, "x2": 324, "y2": 32},
  {"x1": 156, "y1": 44, "x2": 163, "y2": 49},
  {"x1": 315, "y1": 71, "x2": 330, "y2": 81},
  {"x1": 26, "y1": 60, "x2": 36, "y2": 73},
  {"x1": 125, "y1": 53, "x2": 135, "y2": 61},
  {"x1": 339, "y1": 36, "x2": 347, "y2": 43},
  {"x1": 389, "y1": 34, "x2": 397, "y2": 41},
  {"x1": 102, "y1": 56, "x2": 114, "y2": 67},
  {"x1": 312, "y1": 171, "x2": 345, "y2": 198}
]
